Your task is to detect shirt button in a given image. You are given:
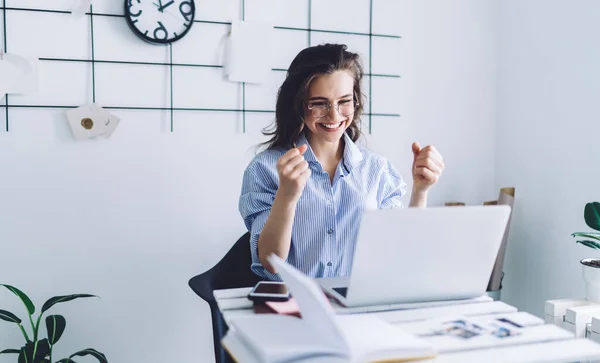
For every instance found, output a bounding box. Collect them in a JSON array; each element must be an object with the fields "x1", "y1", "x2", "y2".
[
  {"x1": 327, "y1": 262, "x2": 332, "y2": 267},
  {"x1": 327, "y1": 229, "x2": 334, "y2": 234}
]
